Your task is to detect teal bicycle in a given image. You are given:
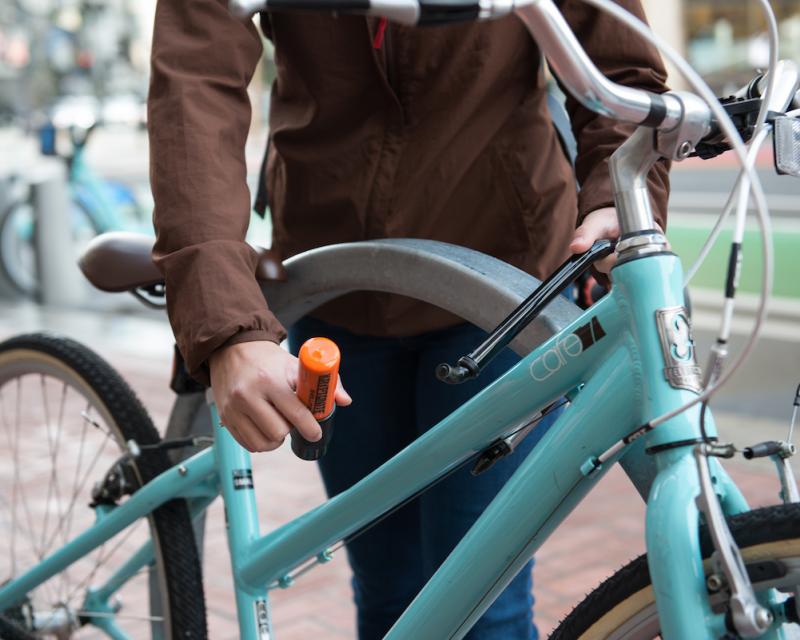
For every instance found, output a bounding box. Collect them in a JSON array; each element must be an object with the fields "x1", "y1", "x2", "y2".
[
  {"x1": 1, "y1": 0, "x2": 800, "y2": 637},
  {"x1": 0, "y1": 120, "x2": 151, "y2": 297}
]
